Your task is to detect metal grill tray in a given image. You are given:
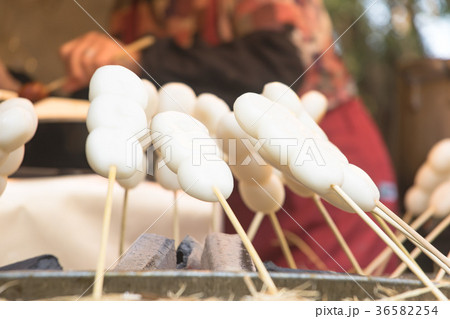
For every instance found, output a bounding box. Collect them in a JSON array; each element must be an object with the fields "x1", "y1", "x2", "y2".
[{"x1": 1, "y1": 270, "x2": 448, "y2": 300}]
